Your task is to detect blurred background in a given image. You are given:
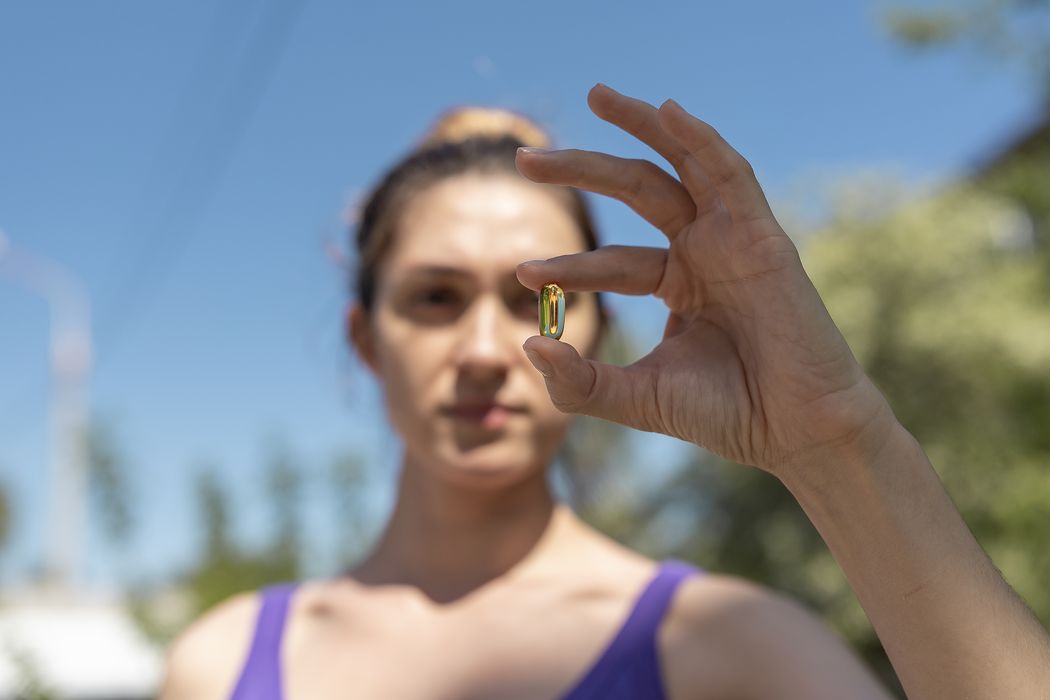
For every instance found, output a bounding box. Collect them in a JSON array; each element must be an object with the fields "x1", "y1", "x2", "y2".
[{"x1": 1, "y1": 0, "x2": 1048, "y2": 697}]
